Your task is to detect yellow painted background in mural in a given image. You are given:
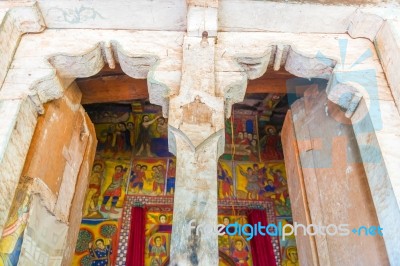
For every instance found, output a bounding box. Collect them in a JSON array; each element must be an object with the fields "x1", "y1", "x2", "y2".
[
  {"x1": 145, "y1": 211, "x2": 173, "y2": 265},
  {"x1": 235, "y1": 162, "x2": 267, "y2": 200},
  {"x1": 218, "y1": 214, "x2": 253, "y2": 266},
  {"x1": 218, "y1": 160, "x2": 235, "y2": 199},
  {"x1": 128, "y1": 159, "x2": 167, "y2": 196},
  {"x1": 0, "y1": 185, "x2": 30, "y2": 266},
  {"x1": 73, "y1": 219, "x2": 119, "y2": 266}
]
